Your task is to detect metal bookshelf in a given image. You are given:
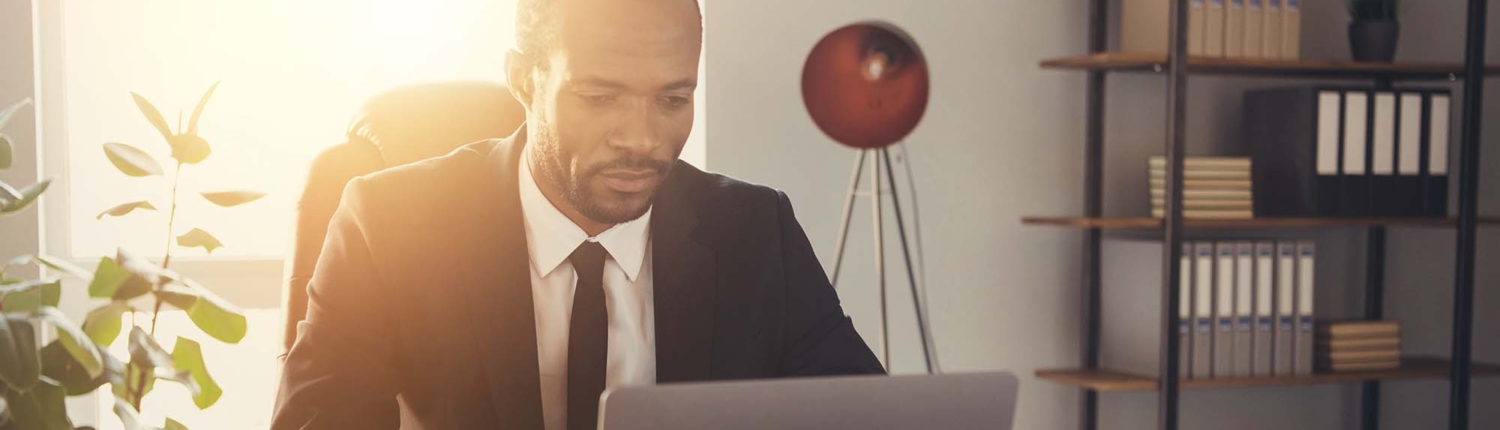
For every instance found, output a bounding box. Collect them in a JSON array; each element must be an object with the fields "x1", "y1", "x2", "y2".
[{"x1": 1025, "y1": 0, "x2": 1495, "y2": 429}]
